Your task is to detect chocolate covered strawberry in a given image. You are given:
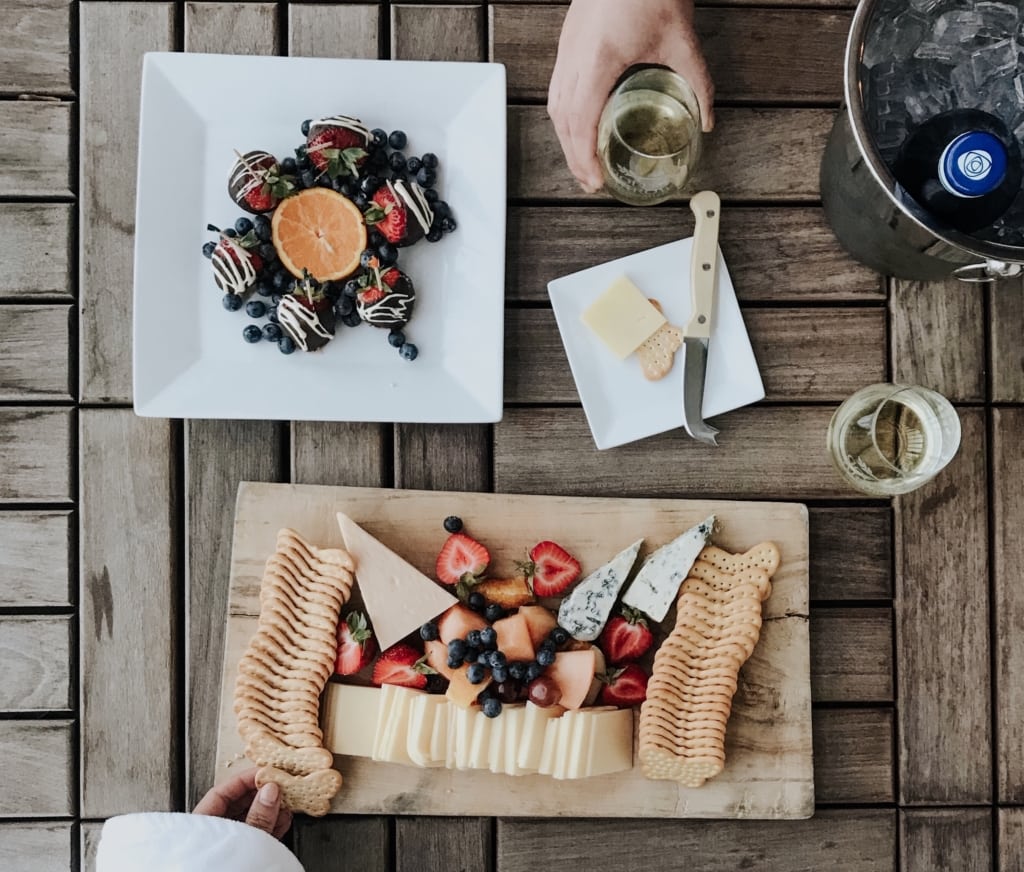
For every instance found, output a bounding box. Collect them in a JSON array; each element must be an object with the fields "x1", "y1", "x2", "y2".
[
  {"x1": 228, "y1": 150, "x2": 295, "y2": 214},
  {"x1": 278, "y1": 270, "x2": 336, "y2": 352},
  {"x1": 354, "y1": 266, "x2": 415, "y2": 329},
  {"x1": 210, "y1": 231, "x2": 262, "y2": 297},
  {"x1": 306, "y1": 115, "x2": 370, "y2": 179},
  {"x1": 364, "y1": 180, "x2": 432, "y2": 246}
]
